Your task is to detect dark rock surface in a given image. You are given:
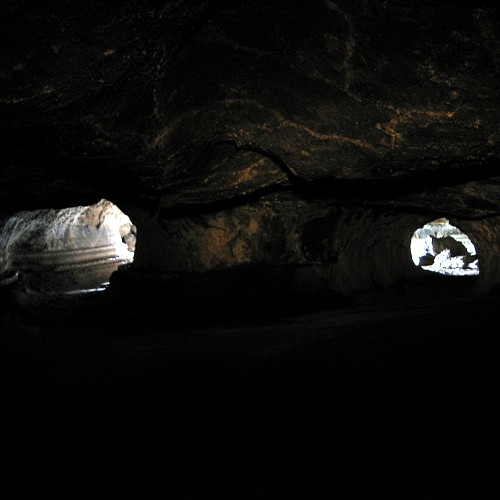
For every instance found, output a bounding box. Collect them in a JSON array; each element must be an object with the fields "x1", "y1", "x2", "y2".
[
  {"x1": 1, "y1": 1, "x2": 500, "y2": 209},
  {"x1": 431, "y1": 235, "x2": 468, "y2": 257},
  {"x1": 1, "y1": 1, "x2": 500, "y2": 497},
  {"x1": 3, "y1": 294, "x2": 500, "y2": 498},
  {"x1": 2, "y1": 0, "x2": 500, "y2": 296}
]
